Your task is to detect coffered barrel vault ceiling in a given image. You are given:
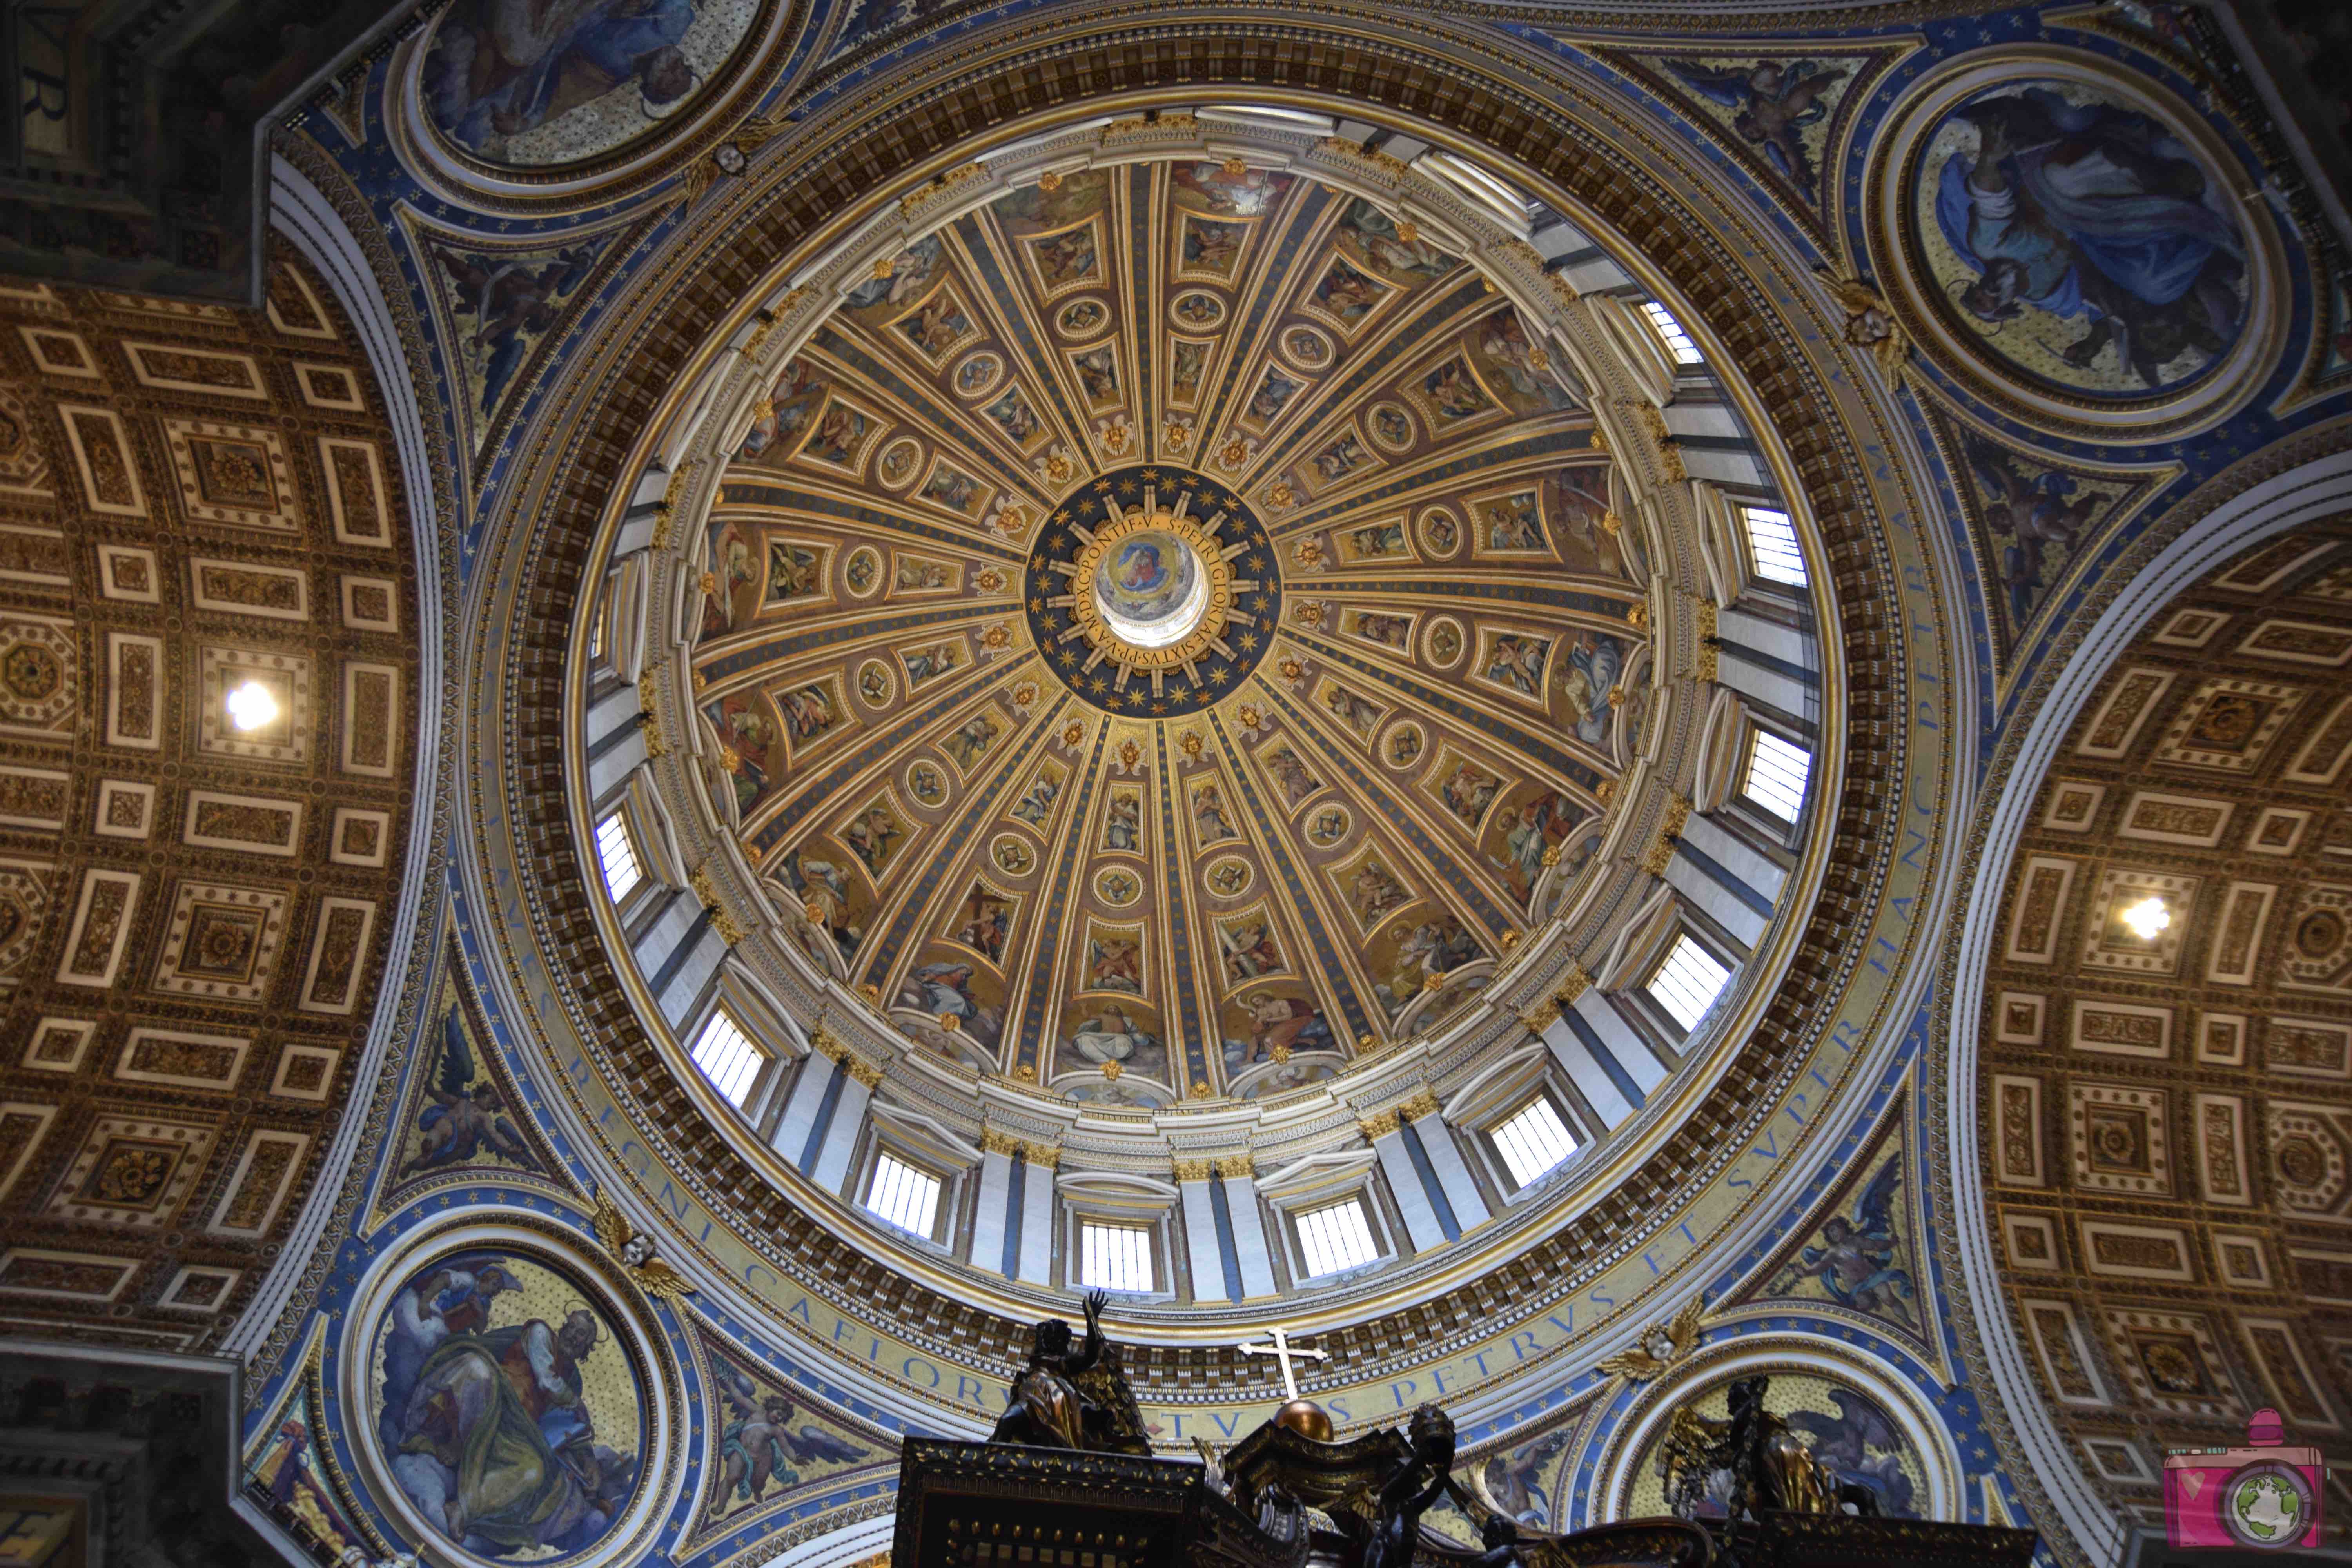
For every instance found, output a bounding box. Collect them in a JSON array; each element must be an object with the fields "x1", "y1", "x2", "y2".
[
  {"x1": 0, "y1": 262, "x2": 421, "y2": 1347},
  {"x1": 1979, "y1": 522, "x2": 2352, "y2": 1532},
  {"x1": 690, "y1": 159, "x2": 1650, "y2": 1102}
]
